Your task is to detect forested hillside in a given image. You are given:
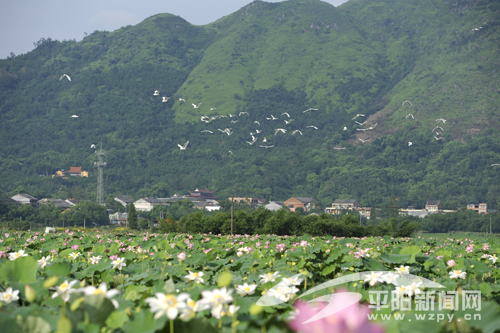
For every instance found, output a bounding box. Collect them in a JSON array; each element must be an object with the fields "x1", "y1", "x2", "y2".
[{"x1": 1, "y1": 0, "x2": 499, "y2": 209}]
